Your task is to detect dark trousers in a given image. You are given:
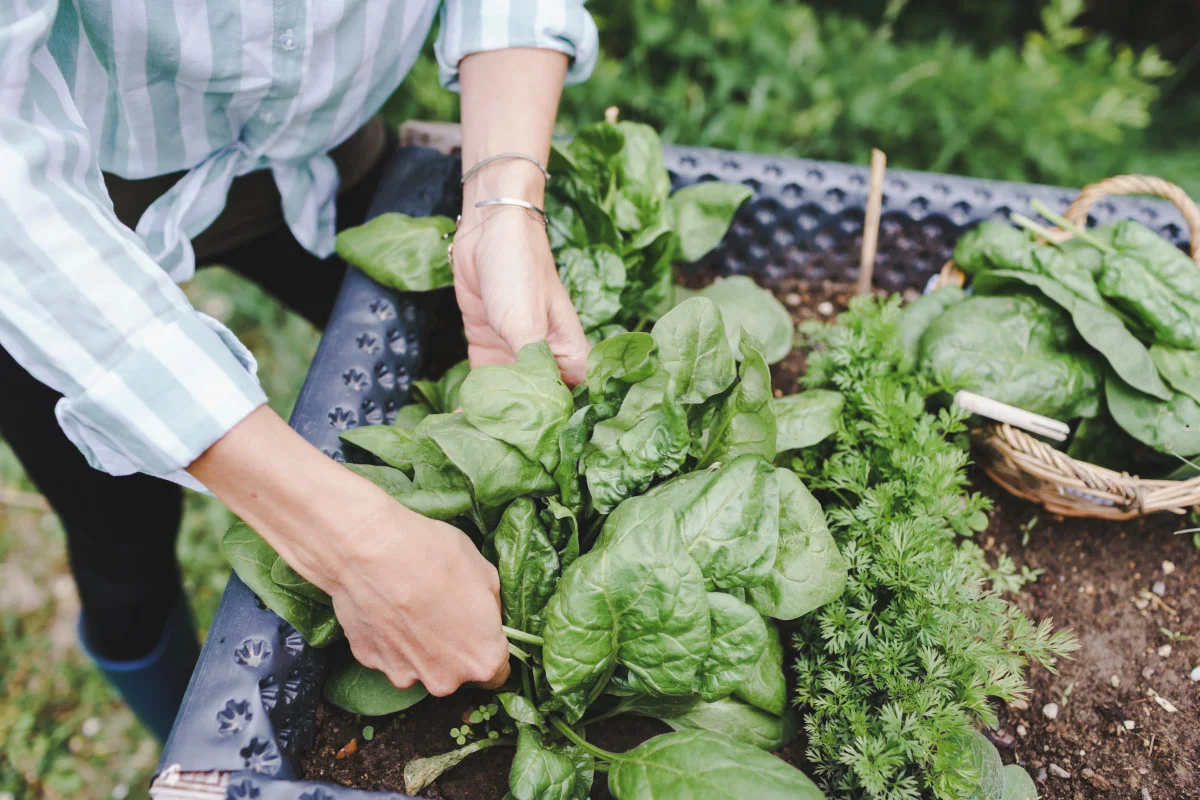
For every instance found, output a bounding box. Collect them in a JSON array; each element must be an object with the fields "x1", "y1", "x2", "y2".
[{"x1": 0, "y1": 132, "x2": 391, "y2": 662}]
